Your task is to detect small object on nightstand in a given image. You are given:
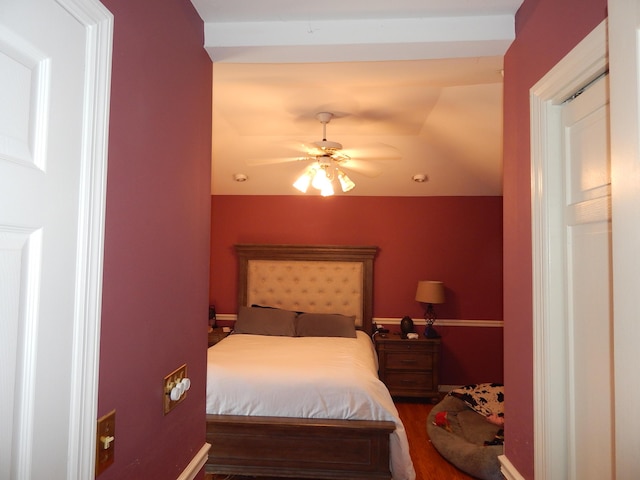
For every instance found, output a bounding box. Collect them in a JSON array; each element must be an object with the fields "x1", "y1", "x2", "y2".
[{"x1": 400, "y1": 316, "x2": 414, "y2": 338}]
